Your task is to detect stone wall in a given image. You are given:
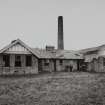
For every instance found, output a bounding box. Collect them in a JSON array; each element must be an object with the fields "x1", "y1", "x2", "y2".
[
  {"x1": 97, "y1": 57, "x2": 105, "y2": 72},
  {"x1": 56, "y1": 59, "x2": 78, "y2": 72},
  {"x1": 87, "y1": 57, "x2": 105, "y2": 72},
  {"x1": 40, "y1": 59, "x2": 54, "y2": 72},
  {"x1": 84, "y1": 47, "x2": 105, "y2": 72},
  {"x1": 39, "y1": 59, "x2": 78, "y2": 72}
]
